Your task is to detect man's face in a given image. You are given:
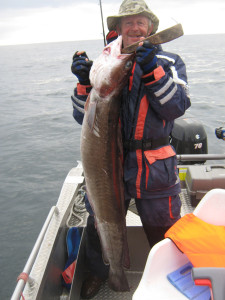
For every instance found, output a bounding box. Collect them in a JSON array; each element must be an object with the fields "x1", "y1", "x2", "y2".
[{"x1": 118, "y1": 15, "x2": 152, "y2": 48}]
